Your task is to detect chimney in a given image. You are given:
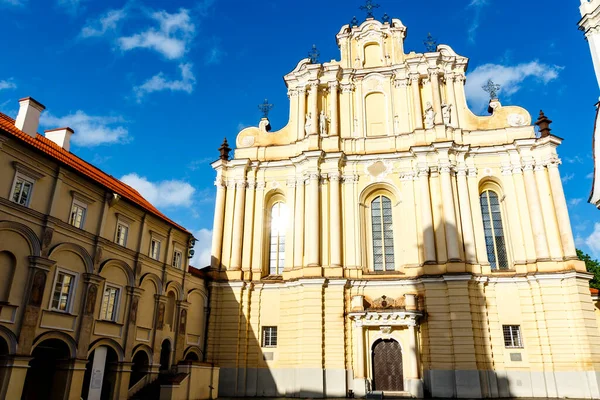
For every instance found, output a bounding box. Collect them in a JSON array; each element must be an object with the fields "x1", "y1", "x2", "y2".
[
  {"x1": 44, "y1": 127, "x2": 74, "y2": 151},
  {"x1": 15, "y1": 97, "x2": 45, "y2": 138}
]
